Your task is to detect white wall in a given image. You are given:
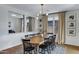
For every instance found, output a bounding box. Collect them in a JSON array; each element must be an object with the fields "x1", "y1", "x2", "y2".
[
  {"x1": 0, "y1": 5, "x2": 34, "y2": 51},
  {"x1": 0, "y1": 5, "x2": 30, "y2": 36},
  {"x1": 0, "y1": 32, "x2": 38, "y2": 51},
  {"x1": 65, "y1": 10, "x2": 79, "y2": 46},
  {"x1": 34, "y1": 17, "x2": 39, "y2": 32},
  {"x1": 0, "y1": 6, "x2": 8, "y2": 36},
  {"x1": 0, "y1": 33, "x2": 24, "y2": 51}
]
